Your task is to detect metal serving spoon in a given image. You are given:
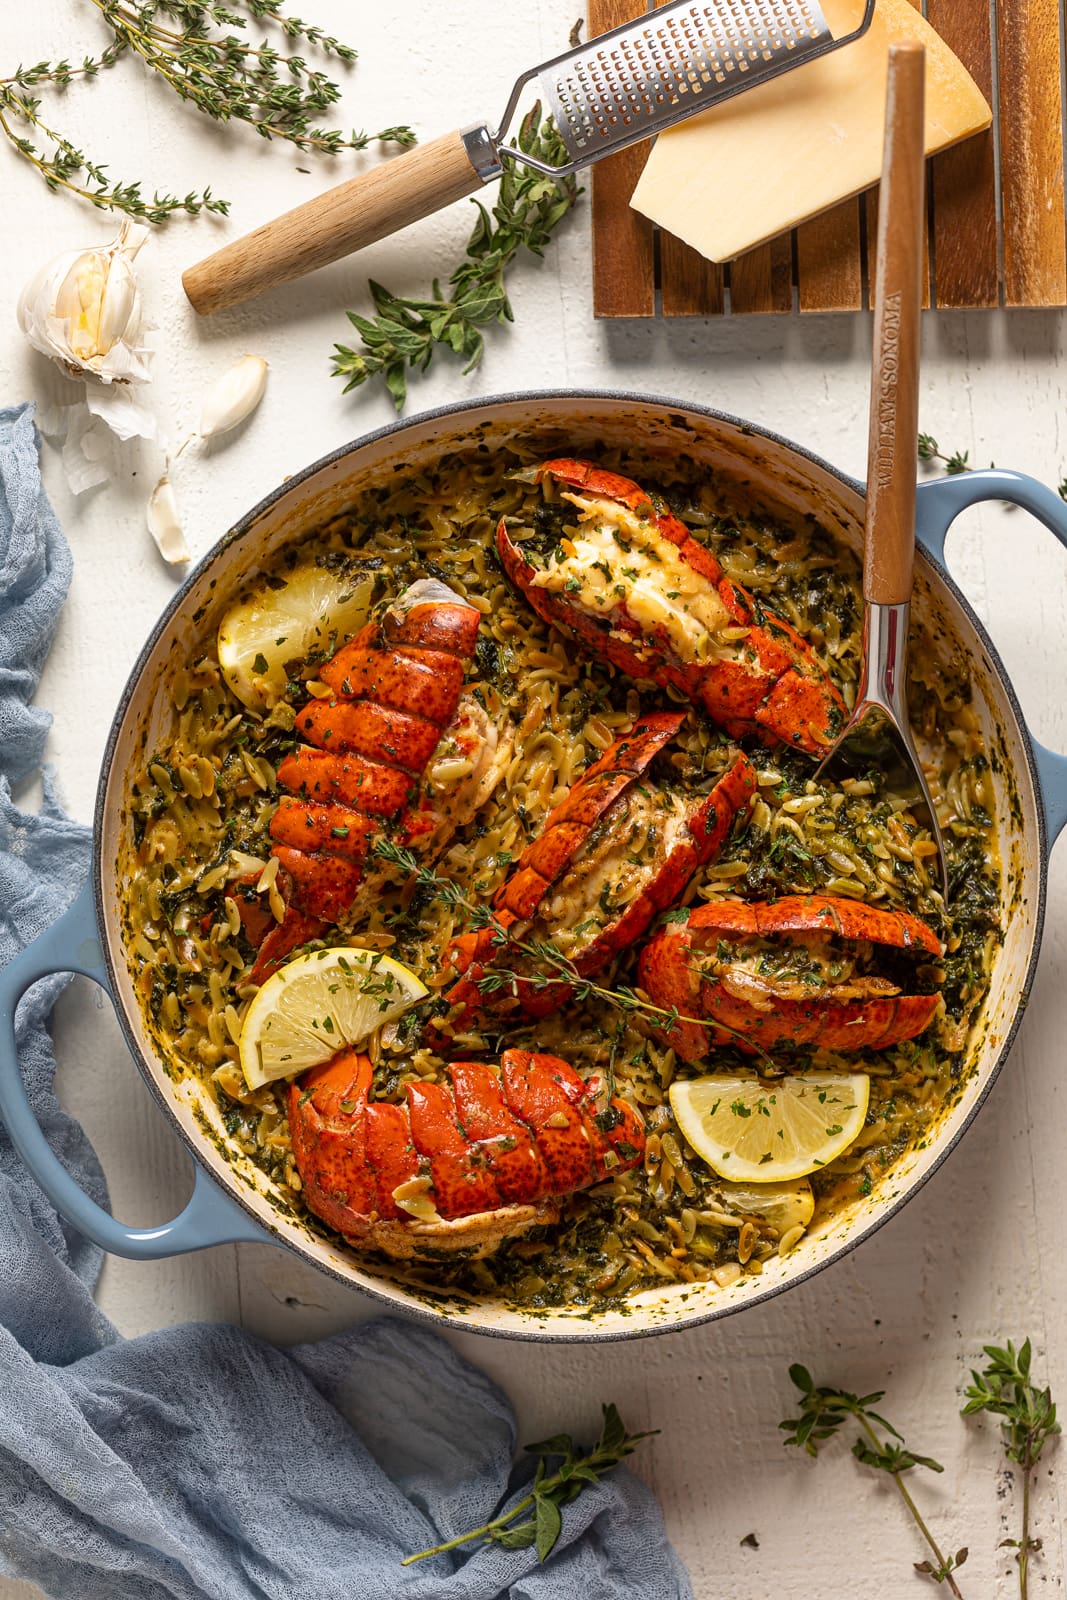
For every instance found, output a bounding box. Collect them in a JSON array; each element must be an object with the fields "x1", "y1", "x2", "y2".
[{"x1": 815, "y1": 39, "x2": 949, "y2": 904}]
